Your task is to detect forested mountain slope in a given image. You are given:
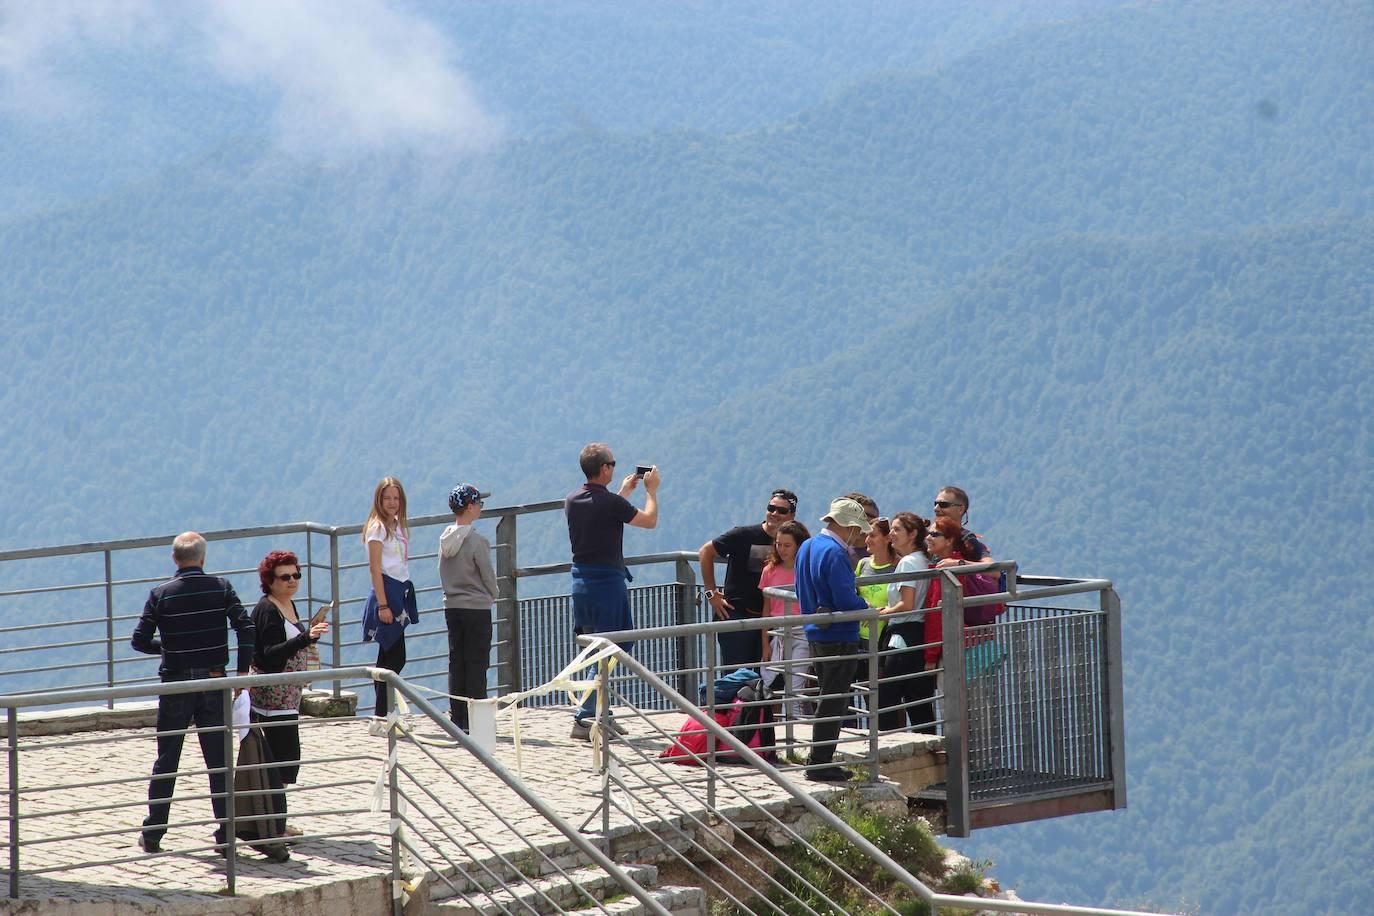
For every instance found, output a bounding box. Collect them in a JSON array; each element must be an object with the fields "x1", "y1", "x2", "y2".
[
  {"x1": 3, "y1": 0, "x2": 1369, "y2": 550},
  {"x1": 634, "y1": 218, "x2": 1373, "y2": 914}
]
